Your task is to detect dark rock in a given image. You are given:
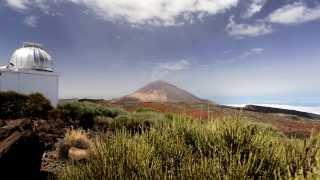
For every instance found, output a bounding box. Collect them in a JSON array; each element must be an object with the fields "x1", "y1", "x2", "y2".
[
  {"x1": 34, "y1": 119, "x2": 66, "y2": 150},
  {"x1": 0, "y1": 120, "x2": 5, "y2": 127},
  {"x1": 0, "y1": 128, "x2": 44, "y2": 179},
  {"x1": 0, "y1": 118, "x2": 67, "y2": 179},
  {"x1": 0, "y1": 119, "x2": 32, "y2": 141}
]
